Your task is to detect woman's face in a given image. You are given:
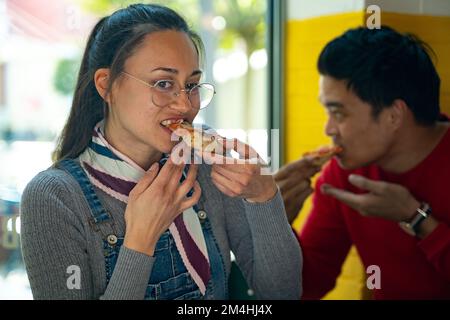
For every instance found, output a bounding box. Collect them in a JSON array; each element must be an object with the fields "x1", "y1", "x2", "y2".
[{"x1": 106, "y1": 30, "x2": 201, "y2": 163}]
